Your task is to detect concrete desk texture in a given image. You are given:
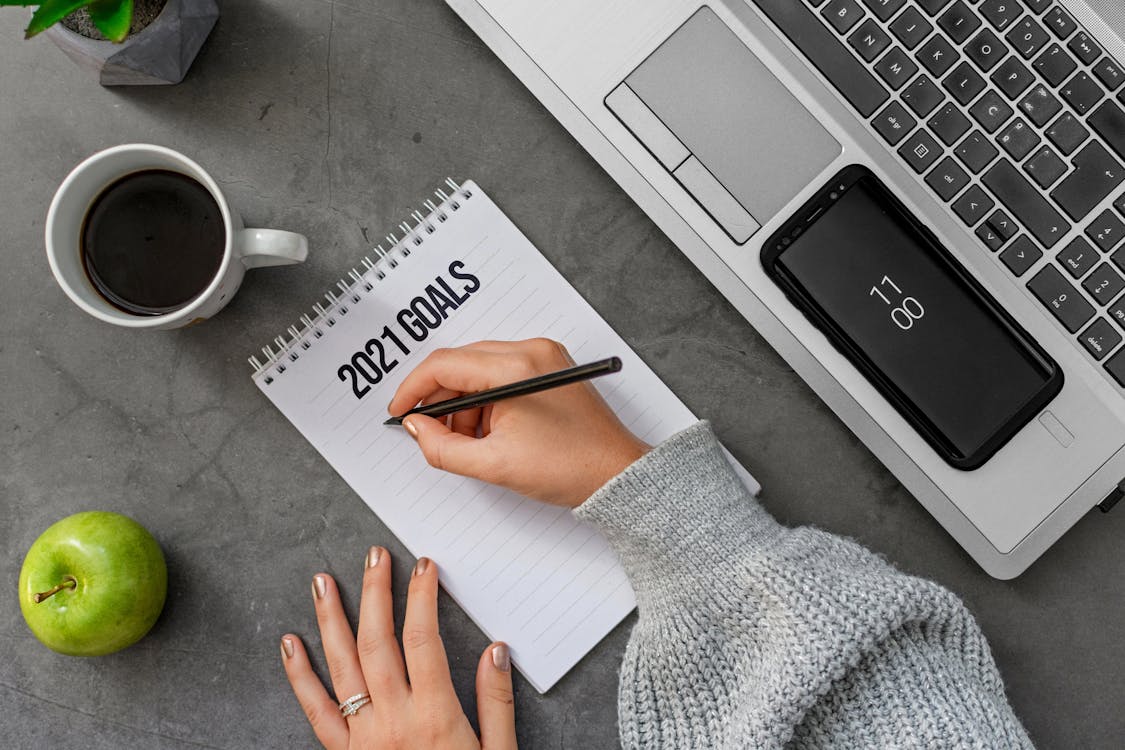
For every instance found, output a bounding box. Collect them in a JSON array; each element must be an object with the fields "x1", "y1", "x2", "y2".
[{"x1": 1, "y1": 1, "x2": 1124, "y2": 748}]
